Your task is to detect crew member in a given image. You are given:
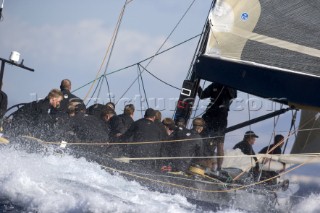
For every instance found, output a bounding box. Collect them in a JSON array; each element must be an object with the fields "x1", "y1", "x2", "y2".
[
  {"x1": 51, "y1": 79, "x2": 84, "y2": 116},
  {"x1": 198, "y1": 82, "x2": 237, "y2": 171},
  {"x1": 173, "y1": 118, "x2": 204, "y2": 173},
  {"x1": 259, "y1": 134, "x2": 285, "y2": 183},
  {"x1": 120, "y1": 108, "x2": 162, "y2": 169},
  {"x1": 259, "y1": 134, "x2": 284, "y2": 155},
  {"x1": 233, "y1": 130, "x2": 260, "y2": 176},
  {"x1": 7, "y1": 89, "x2": 63, "y2": 137},
  {"x1": 118, "y1": 104, "x2": 135, "y2": 133}
]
